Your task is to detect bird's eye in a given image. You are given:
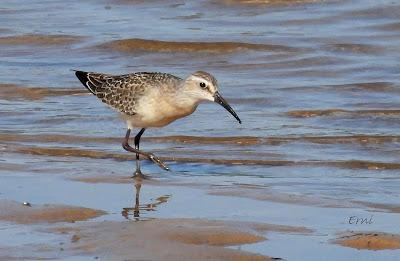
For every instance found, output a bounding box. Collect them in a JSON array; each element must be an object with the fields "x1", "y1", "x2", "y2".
[{"x1": 199, "y1": 82, "x2": 206, "y2": 88}]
